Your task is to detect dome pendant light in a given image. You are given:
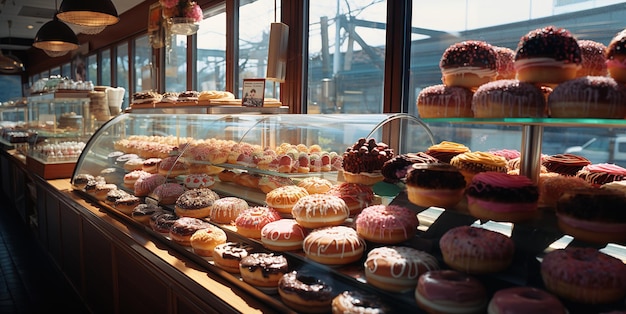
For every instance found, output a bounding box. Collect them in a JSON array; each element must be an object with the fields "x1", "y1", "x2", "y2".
[
  {"x1": 57, "y1": 0, "x2": 119, "y2": 29},
  {"x1": 0, "y1": 20, "x2": 24, "y2": 73},
  {"x1": 33, "y1": 16, "x2": 79, "y2": 57}
]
